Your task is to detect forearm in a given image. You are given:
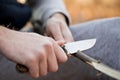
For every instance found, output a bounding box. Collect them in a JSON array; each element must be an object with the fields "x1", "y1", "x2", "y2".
[
  {"x1": 0, "y1": 26, "x2": 10, "y2": 42},
  {"x1": 0, "y1": 26, "x2": 12, "y2": 55}
]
